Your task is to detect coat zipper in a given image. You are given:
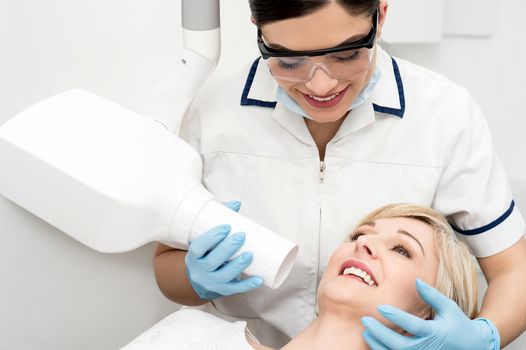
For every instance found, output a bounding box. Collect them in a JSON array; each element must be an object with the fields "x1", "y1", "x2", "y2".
[
  {"x1": 319, "y1": 161, "x2": 326, "y2": 183},
  {"x1": 314, "y1": 160, "x2": 326, "y2": 317},
  {"x1": 314, "y1": 206, "x2": 322, "y2": 318}
]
